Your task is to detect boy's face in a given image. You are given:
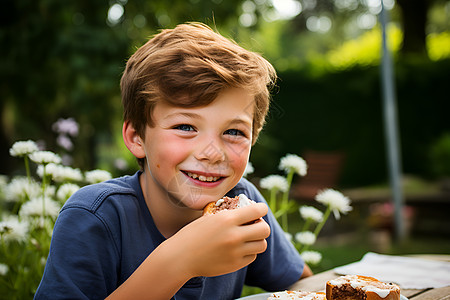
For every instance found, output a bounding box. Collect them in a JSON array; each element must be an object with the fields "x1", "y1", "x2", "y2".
[{"x1": 142, "y1": 88, "x2": 254, "y2": 210}]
